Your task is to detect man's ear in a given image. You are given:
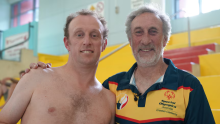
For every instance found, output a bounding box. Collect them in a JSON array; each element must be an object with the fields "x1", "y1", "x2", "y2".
[
  {"x1": 163, "y1": 36, "x2": 168, "y2": 48},
  {"x1": 64, "y1": 37, "x2": 70, "y2": 51},
  {"x1": 101, "y1": 39, "x2": 107, "y2": 52}
]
